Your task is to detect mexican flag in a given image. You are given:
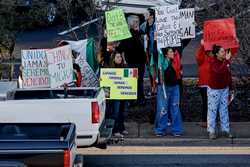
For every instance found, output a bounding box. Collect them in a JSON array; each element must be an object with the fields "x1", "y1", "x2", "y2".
[
  {"x1": 65, "y1": 38, "x2": 98, "y2": 73},
  {"x1": 124, "y1": 68, "x2": 138, "y2": 78},
  {"x1": 64, "y1": 38, "x2": 99, "y2": 87}
]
